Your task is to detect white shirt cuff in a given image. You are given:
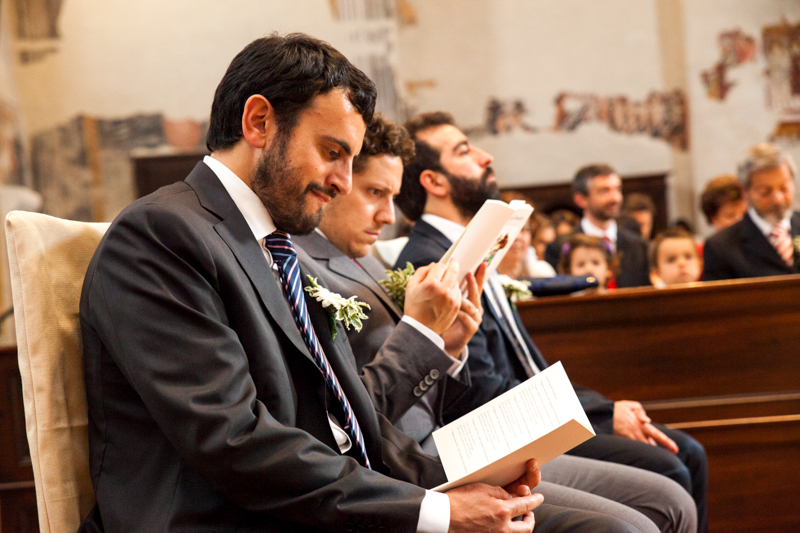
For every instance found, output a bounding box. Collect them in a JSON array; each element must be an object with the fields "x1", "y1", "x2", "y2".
[
  {"x1": 401, "y1": 315, "x2": 465, "y2": 373},
  {"x1": 416, "y1": 490, "x2": 450, "y2": 533}
]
